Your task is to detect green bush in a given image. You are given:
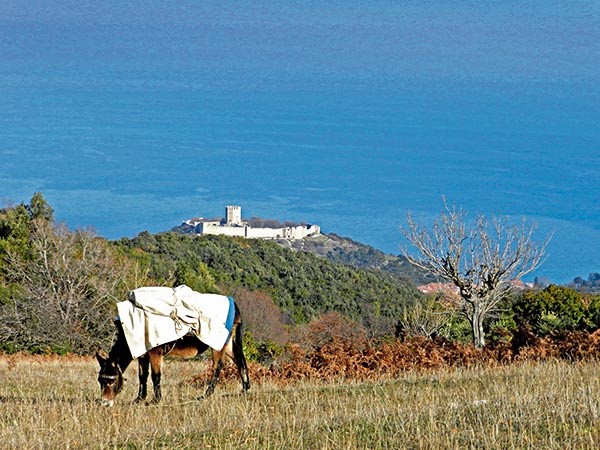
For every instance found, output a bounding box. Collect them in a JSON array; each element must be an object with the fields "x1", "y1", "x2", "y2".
[
  {"x1": 241, "y1": 330, "x2": 284, "y2": 364},
  {"x1": 512, "y1": 286, "x2": 588, "y2": 336},
  {"x1": 488, "y1": 312, "x2": 518, "y2": 343},
  {"x1": 584, "y1": 295, "x2": 600, "y2": 330}
]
